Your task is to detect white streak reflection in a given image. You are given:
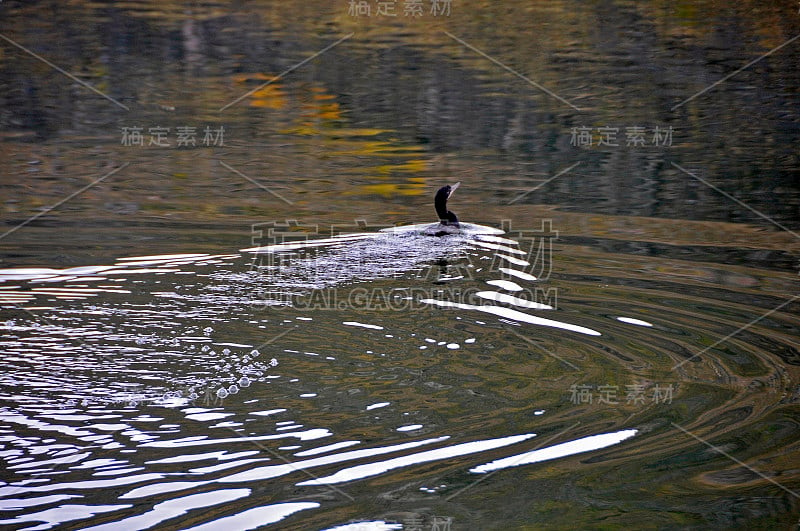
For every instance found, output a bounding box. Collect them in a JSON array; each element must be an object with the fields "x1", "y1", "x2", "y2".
[
  {"x1": 420, "y1": 299, "x2": 600, "y2": 336},
  {"x1": 470, "y1": 429, "x2": 638, "y2": 474},
  {"x1": 297, "y1": 433, "x2": 535, "y2": 486}
]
